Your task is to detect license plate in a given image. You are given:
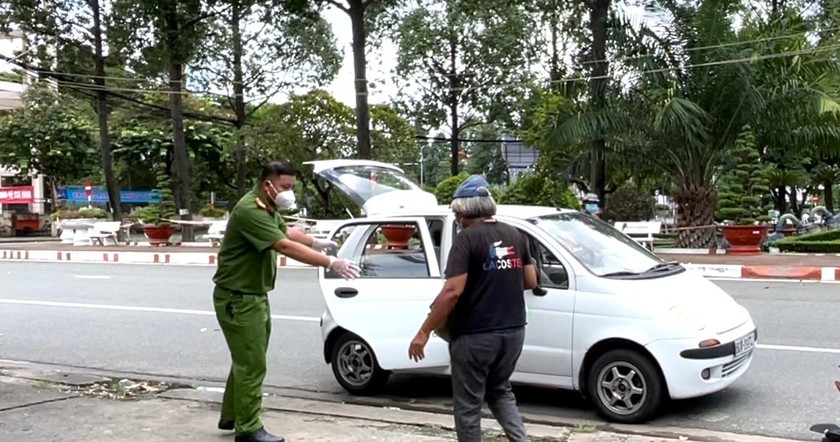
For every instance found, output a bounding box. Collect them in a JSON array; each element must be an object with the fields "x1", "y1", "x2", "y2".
[{"x1": 734, "y1": 332, "x2": 756, "y2": 356}]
